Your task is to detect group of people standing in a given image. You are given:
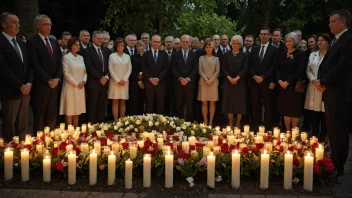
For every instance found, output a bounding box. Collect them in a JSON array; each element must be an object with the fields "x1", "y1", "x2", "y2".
[{"x1": 1, "y1": 9, "x2": 351, "y2": 176}]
